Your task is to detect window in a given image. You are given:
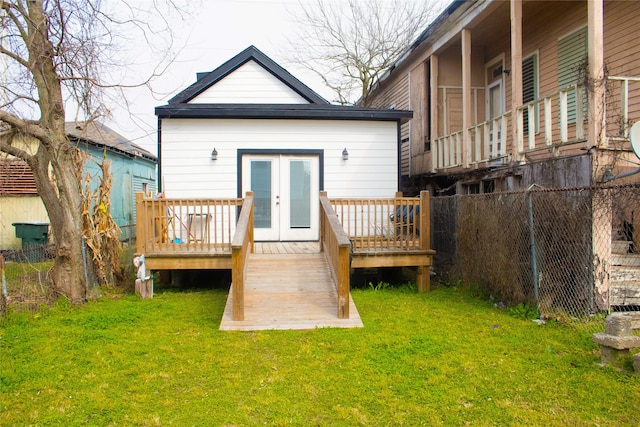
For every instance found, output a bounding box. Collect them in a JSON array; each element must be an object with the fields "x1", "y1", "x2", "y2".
[
  {"x1": 558, "y1": 27, "x2": 587, "y2": 124},
  {"x1": 522, "y1": 53, "x2": 539, "y2": 135}
]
